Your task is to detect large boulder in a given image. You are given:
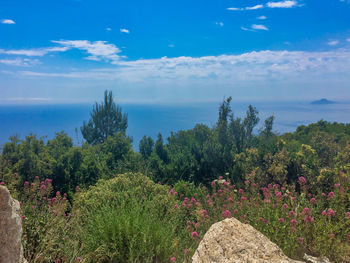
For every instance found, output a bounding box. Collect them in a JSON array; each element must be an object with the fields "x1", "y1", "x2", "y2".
[
  {"x1": 192, "y1": 217, "x2": 303, "y2": 263},
  {"x1": 0, "y1": 186, "x2": 27, "y2": 263}
]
